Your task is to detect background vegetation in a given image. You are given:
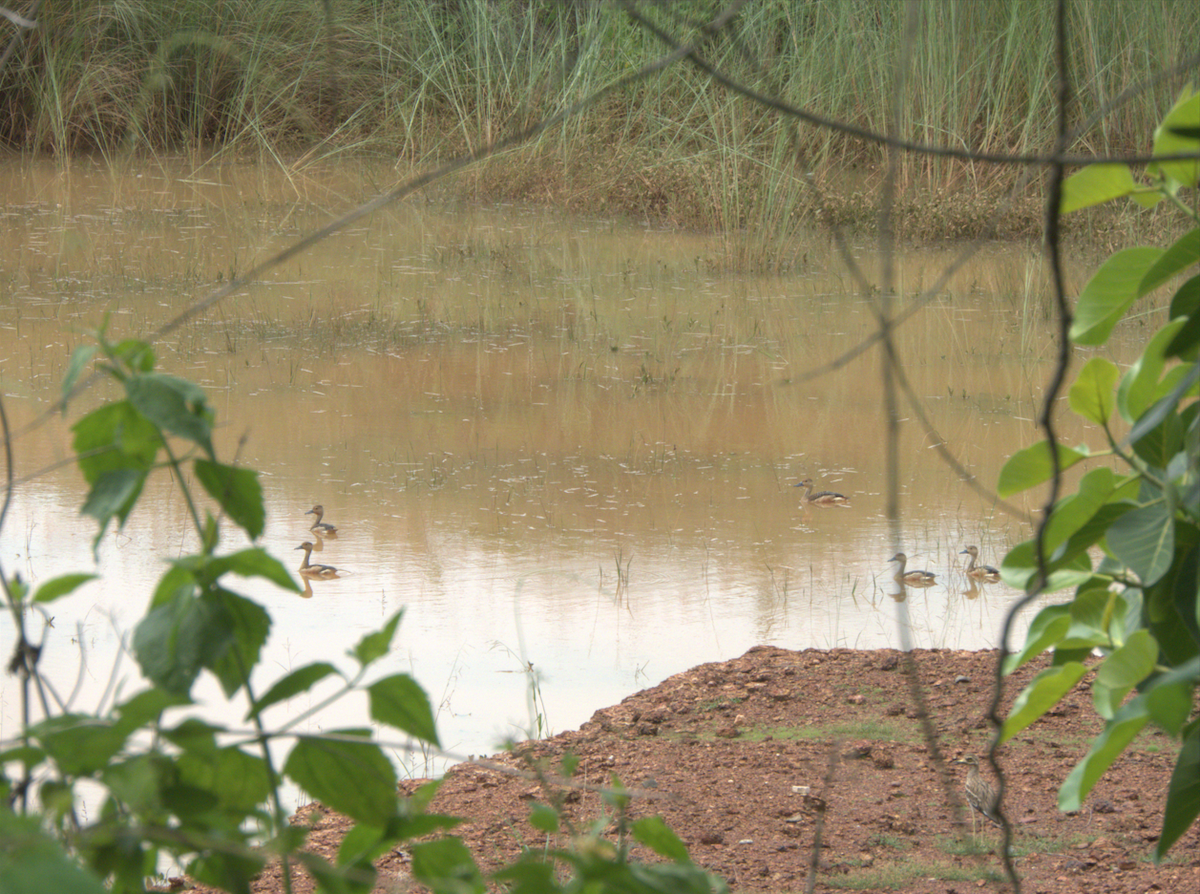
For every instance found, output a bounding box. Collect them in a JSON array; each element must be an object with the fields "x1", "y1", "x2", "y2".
[{"x1": 3, "y1": 0, "x2": 1198, "y2": 239}]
